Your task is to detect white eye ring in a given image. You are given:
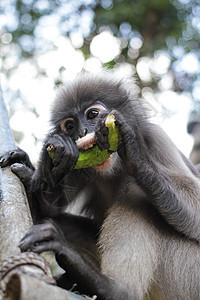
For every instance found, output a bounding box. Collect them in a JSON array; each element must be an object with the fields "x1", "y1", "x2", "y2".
[
  {"x1": 84, "y1": 104, "x2": 106, "y2": 115},
  {"x1": 60, "y1": 117, "x2": 75, "y2": 132}
]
